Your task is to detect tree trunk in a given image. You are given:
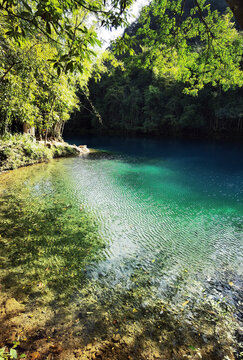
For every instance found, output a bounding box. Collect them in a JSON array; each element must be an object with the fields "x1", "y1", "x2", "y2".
[
  {"x1": 226, "y1": 0, "x2": 243, "y2": 29},
  {"x1": 23, "y1": 123, "x2": 29, "y2": 134},
  {"x1": 23, "y1": 123, "x2": 35, "y2": 136}
]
